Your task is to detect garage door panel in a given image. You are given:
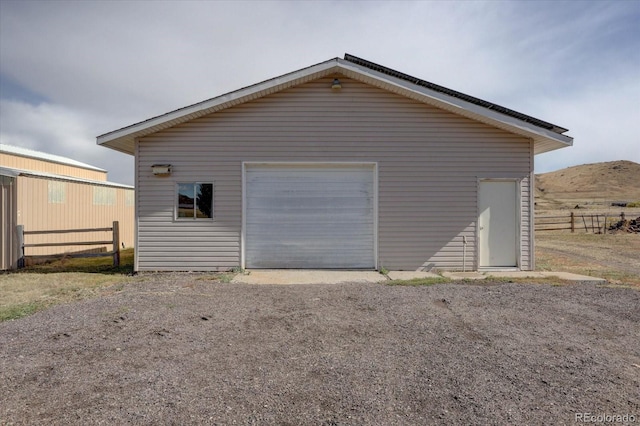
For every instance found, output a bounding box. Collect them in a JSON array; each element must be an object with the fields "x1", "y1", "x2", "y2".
[
  {"x1": 248, "y1": 212, "x2": 373, "y2": 221},
  {"x1": 245, "y1": 164, "x2": 375, "y2": 269},
  {"x1": 247, "y1": 248, "x2": 374, "y2": 269},
  {"x1": 250, "y1": 188, "x2": 372, "y2": 205},
  {"x1": 247, "y1": 212, "x2": 374, "y2": 223},
  {"x1": 248, "y1": 224, "x2": 373, "y2": 233},
  {"x1": 248, "y1": 181, "x2": 373, "y2": 191},
  {"x1": 250, "y1": 202, "x2": 372, "y2": 211},
  {"x1": 247, "y1": 238, "x2": 374, "y2": 248}
]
